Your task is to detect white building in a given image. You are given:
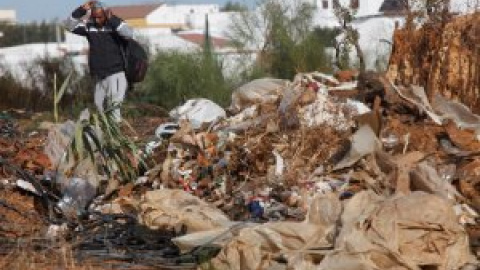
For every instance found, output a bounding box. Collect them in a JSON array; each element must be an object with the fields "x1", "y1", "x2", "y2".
[
  {"x1": 0, "y1": 9, "x2": 16, "y2": 24},
  {"x1": 312, "y1": 0, "x2": 386, "y2": 17},
  {"x1": 147, "y1": 4, "x2": 219, "y2": 28},
  {"x1": 450, "y1": 0, "x2": 480, "y2": 13}
]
